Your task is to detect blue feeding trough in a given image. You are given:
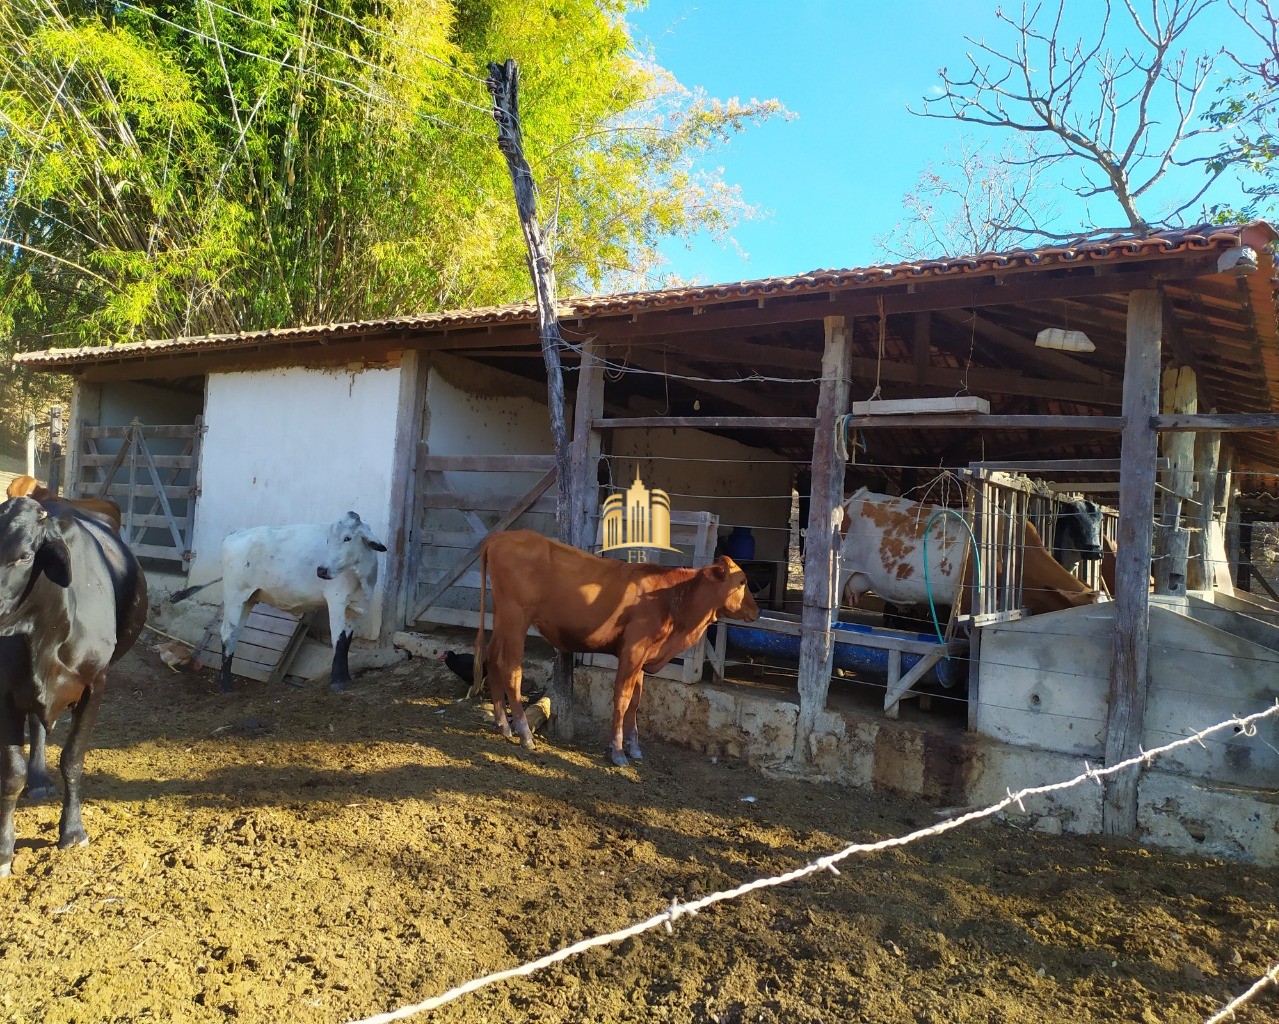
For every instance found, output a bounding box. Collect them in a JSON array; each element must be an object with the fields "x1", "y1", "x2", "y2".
[{"x1": 722, "y1": 621, "x2": 966, "y2": 689}]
